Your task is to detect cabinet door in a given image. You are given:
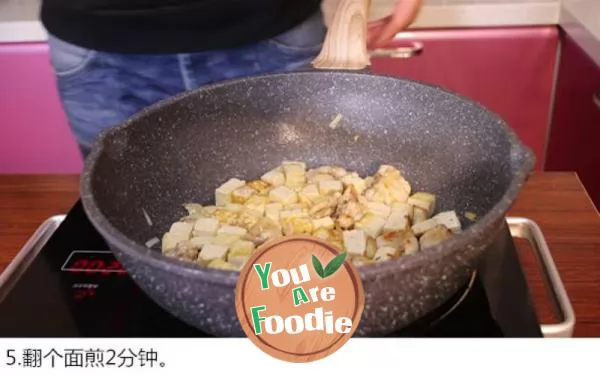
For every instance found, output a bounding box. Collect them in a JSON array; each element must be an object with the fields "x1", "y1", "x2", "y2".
[
  {"x1": 0, "y1": 43, "x2": 83, "y2": 174},
  {"x1": 544, "y1": 32, "x2": 600, "y2": 208},
  {"x1": 371, "y1": 27, "x2": 559, "y2": 171}
]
